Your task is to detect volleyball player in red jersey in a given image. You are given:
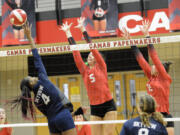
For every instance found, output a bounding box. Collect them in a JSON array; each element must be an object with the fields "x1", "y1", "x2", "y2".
[
  {"x1": 74, "y1": 107, "x2": 91, "y2": 135},
  {"x1": 61, "y1": 17, "x2": 117, "y2": 135},
  {"x1": 122, "y1": 20, "x2": 174, "y2": 135},
  {"x1": 0, "y1": 108, "x2": 12, "y2": 135}
]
